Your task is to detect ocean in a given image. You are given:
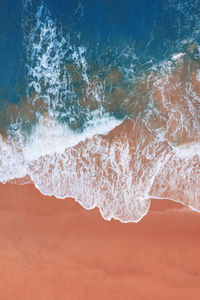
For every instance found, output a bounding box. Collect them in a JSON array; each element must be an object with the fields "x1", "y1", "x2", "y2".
[{"x1": 0, "y1": 0, "x2": 200, "y2": 222}]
